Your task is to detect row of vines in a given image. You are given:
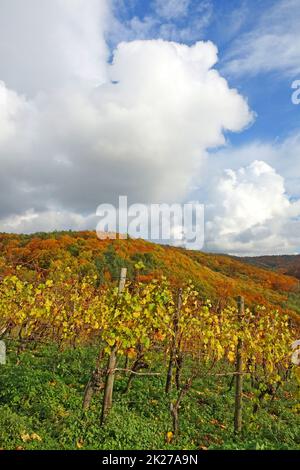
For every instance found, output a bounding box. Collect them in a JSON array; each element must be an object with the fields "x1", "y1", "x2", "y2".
[{"x1": 0, "y1": 267, "x2": 299, "y2": 438}]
